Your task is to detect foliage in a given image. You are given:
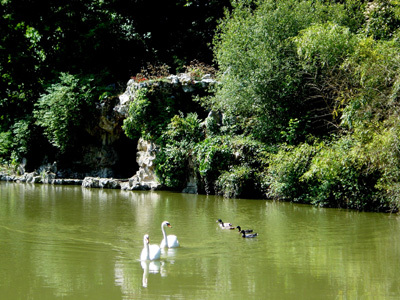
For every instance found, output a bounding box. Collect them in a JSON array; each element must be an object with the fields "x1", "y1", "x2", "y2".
[
  {"x1": 340, "y1": 37, "x2": 400, "y2": 130},
  {"x1": 10, "y1": 119, "x2": 31, "y2": 161},
  {"x1": 122, "y1": 88, "x2": 151, "y2": 140},
  {"x1": 192, "y1": 135, "x2": 269, "y2": 196},
  {"x1": 300, "y1": 136, "x2": 386, "y2": 211},
  {"x1": 183, "y1": 60, "x2": 217, "y2": 80},
  {"x1": 0, "y1": 131, "x2": 12, "y2": 158},
  {"x1": 133, "y1": 63, "x2": 171, "y2": 82},
  {"x1": 161, "y1": 112, "x2": 203, "y2": 145},
  {"x1": 294, "y1": 23, "x2": 357, "y2": 73},
  {"x1": 0, "y1": 118, "x2": 33, "y2": 164},
  {"x1": 293, "y1": 22, "x2": 359, "y2": 129},
  {"x1": 193, "y1": 136, "x2": 234, "y2": 194},
  {"x1": 264, "y1": 143, "x2": 316, "y2": 202},
  {"x1": 33, "y1": 73, "x2": 94, "y2": 152},
  {"x1": 210, "y1": 0, "x2": 347, "y2": 142},
  {"x1": 154, "y1": 141, "x2": 191, "y2": 189},
  {"x1": 154, "y1": 113, "x2": 203, "y2": 189},
  {"x1": 215, "y1": 165, "x2": 255, "y2": 198},
  {"x1": 364, "y1": 0, "x2": 400, "y2": 40}
]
